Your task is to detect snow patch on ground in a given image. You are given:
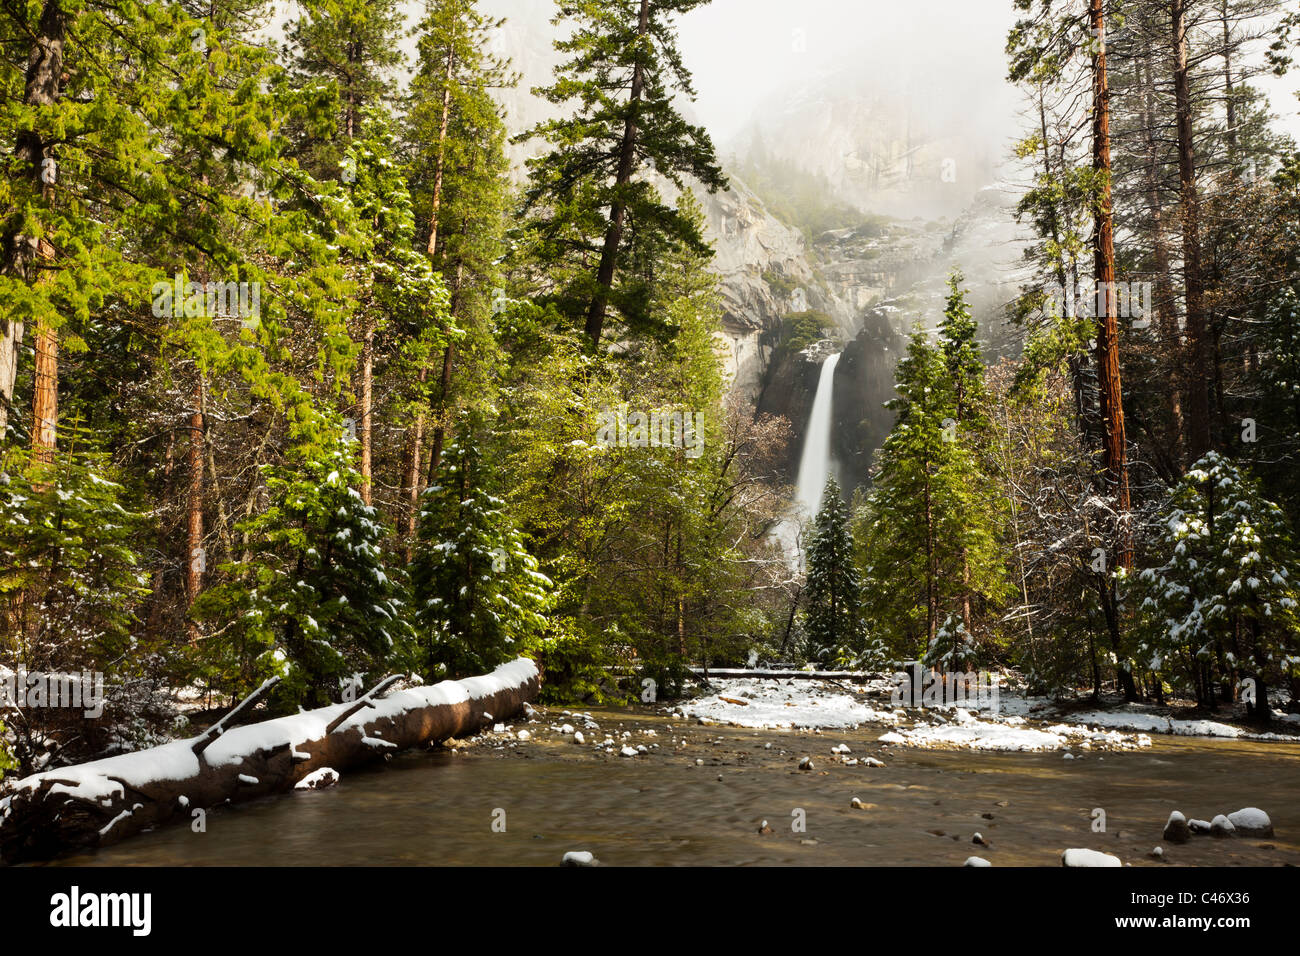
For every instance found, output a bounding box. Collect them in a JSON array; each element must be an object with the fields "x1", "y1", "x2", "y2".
[
  {"x1": 1064, "y1": 707, "x2": 1300, "y2": 741},
  {"x1": 888, "y1": 710, "x2": 1152, "y2": 752},
  {"x1": 679, "y1": 678, "x2": 894, "y2": 729}
]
